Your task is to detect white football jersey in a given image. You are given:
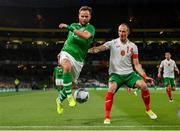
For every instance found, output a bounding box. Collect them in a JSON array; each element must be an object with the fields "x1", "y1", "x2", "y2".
[
  {"x1": 103, "y1": 38, "x2": 138, "y2": 75},
  {"x1": 160, "y1": 59, "x2": 177, "y2": 78}
]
